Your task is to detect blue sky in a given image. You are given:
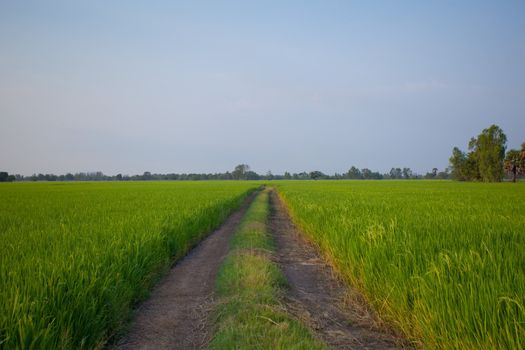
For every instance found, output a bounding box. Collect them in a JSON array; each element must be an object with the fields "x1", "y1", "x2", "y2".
[{"x1": 1, "y1": 1, "x2": 524, "y2": 175}]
